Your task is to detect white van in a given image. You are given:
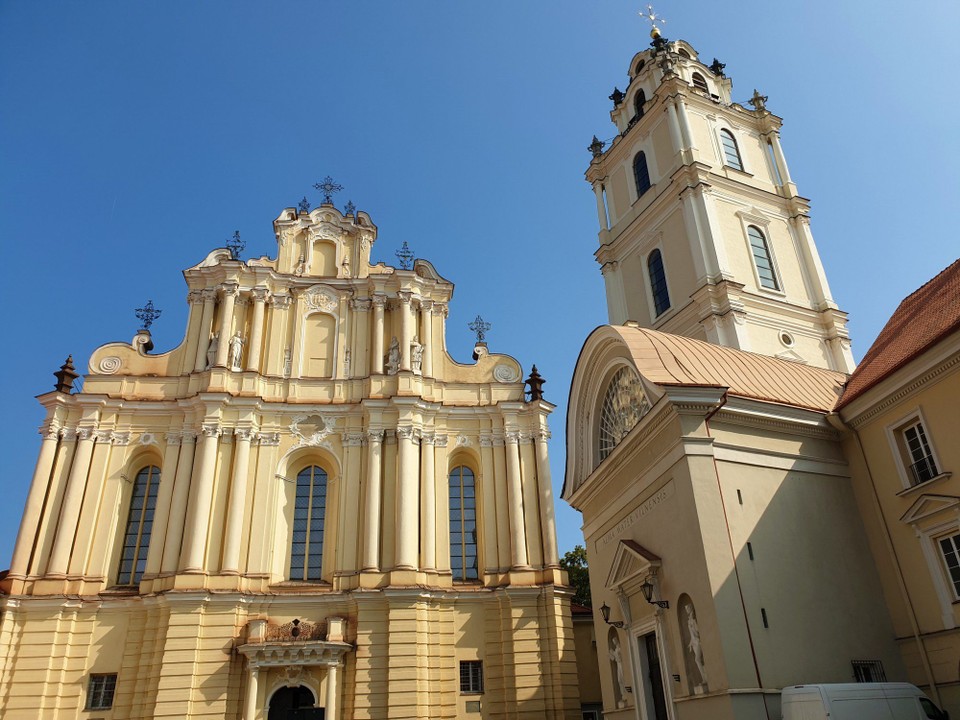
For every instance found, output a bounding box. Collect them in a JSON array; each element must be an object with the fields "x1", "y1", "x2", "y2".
[{"x1": 781, "y1": 683, "x2": 948, "y2": 720}]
